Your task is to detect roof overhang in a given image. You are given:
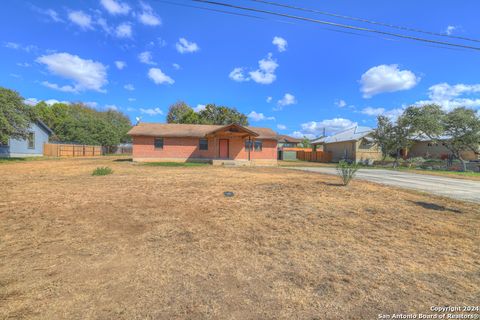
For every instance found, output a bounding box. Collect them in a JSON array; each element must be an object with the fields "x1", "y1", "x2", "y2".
[{"x1": 205, "y1": 124, "x2": 259, "y2": 138}]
